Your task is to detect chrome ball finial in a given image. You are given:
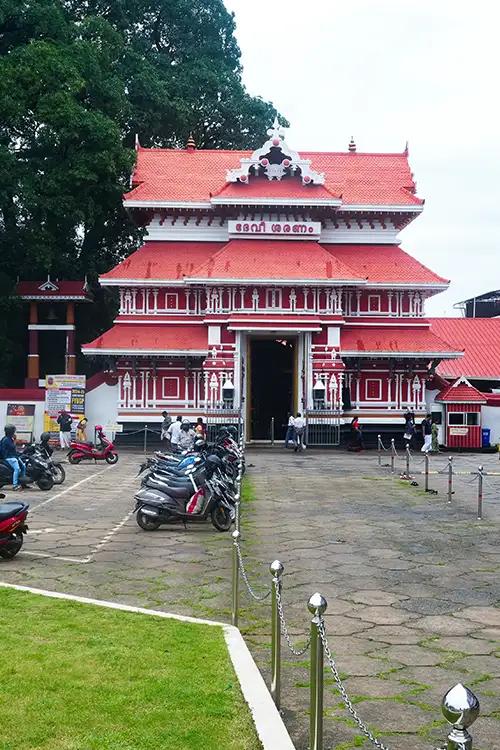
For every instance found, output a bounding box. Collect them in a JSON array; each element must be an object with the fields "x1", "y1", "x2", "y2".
[
  {"x1": 442, "y1": 683, "x2": 480, "y2": 729},
  {"x1": 307, "y1": 592, "x2": 328, "y2": 616},
  {"x1": 269, "y1": 560, "x2": 284, "y2": 578},
  {"x1": 232, "y1": 529, "x2": 241, "y2": 541}
]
